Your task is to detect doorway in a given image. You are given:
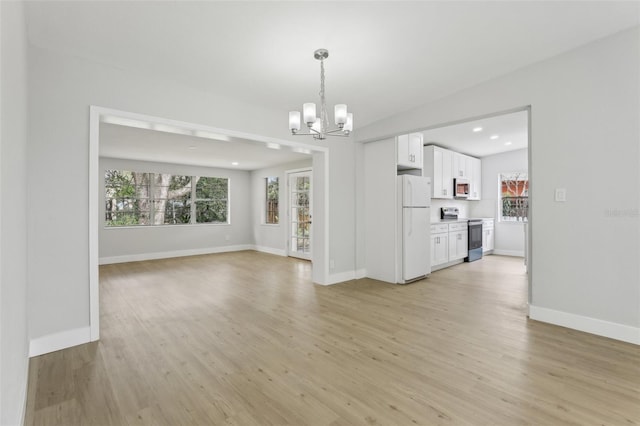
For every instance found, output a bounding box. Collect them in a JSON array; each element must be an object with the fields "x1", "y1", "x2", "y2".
[{"x1": 287, "y1": 169, "x2": 312, "y2": 260}]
